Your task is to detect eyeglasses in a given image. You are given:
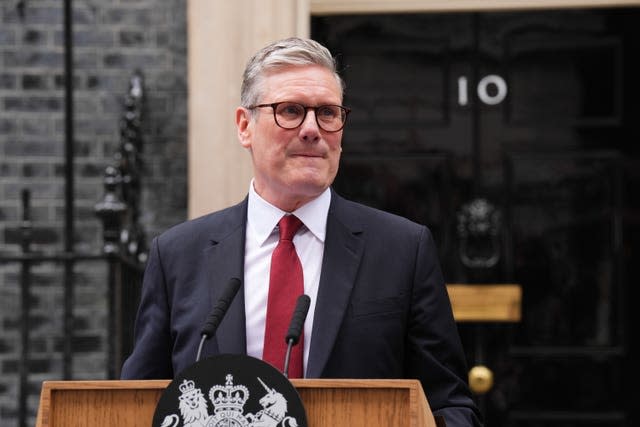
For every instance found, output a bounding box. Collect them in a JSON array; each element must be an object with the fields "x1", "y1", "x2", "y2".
[{"x1": 248, "y1": 101, "x2": 351, "y2": 132}]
